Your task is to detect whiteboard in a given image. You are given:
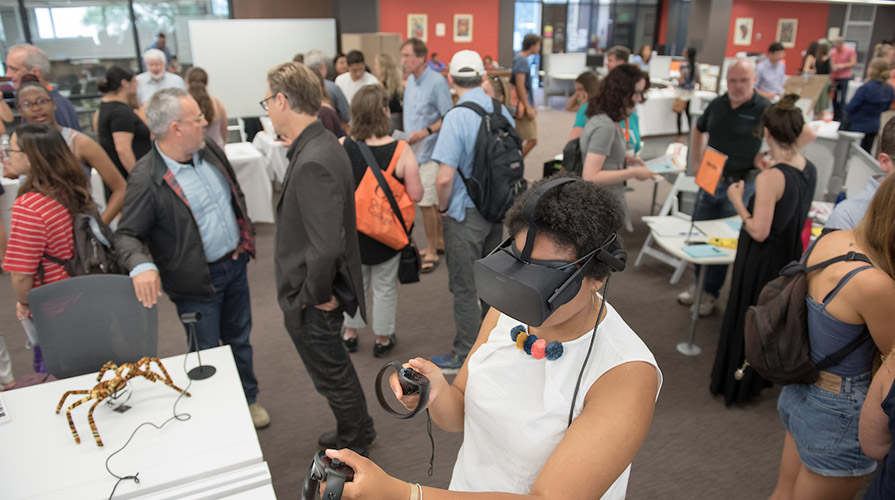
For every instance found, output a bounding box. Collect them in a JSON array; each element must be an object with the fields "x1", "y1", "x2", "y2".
[{"x1": 188, "y1": 19, "x2": 337, "y2": 118}]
